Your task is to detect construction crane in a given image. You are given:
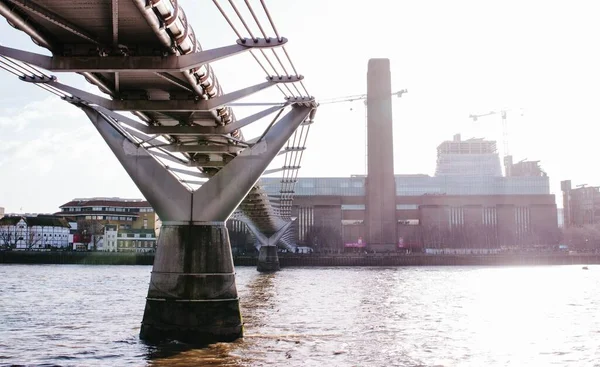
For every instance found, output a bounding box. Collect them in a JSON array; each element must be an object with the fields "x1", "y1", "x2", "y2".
[
  {"x1": 319, "y1": 89, "x2": 408, "y2": 108},
  {"x1": 318, "y1": 90, "x2": 408, "y2": 173},
  {"x1": 469, "y1": 108, "x2": 523, "y2": 157}
]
